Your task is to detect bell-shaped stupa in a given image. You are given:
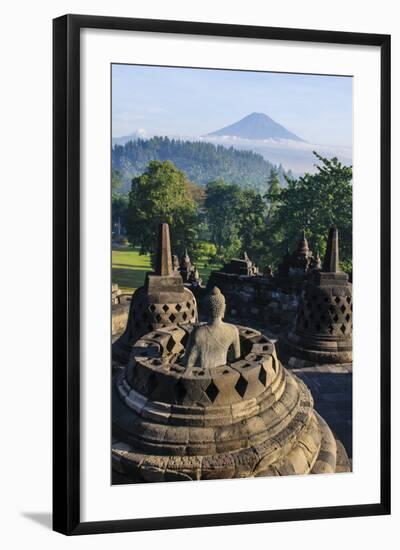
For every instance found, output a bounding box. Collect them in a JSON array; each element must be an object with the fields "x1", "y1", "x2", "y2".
[
  {"x1": 112, "y1": 223, "x2": 198, "y2": 365},
  {"x1": 112, "y1": 286, "x2": 349, "y2": 482},
  {"x1": 280, "y1": 227, "x2": 352, "y2": 366}
]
